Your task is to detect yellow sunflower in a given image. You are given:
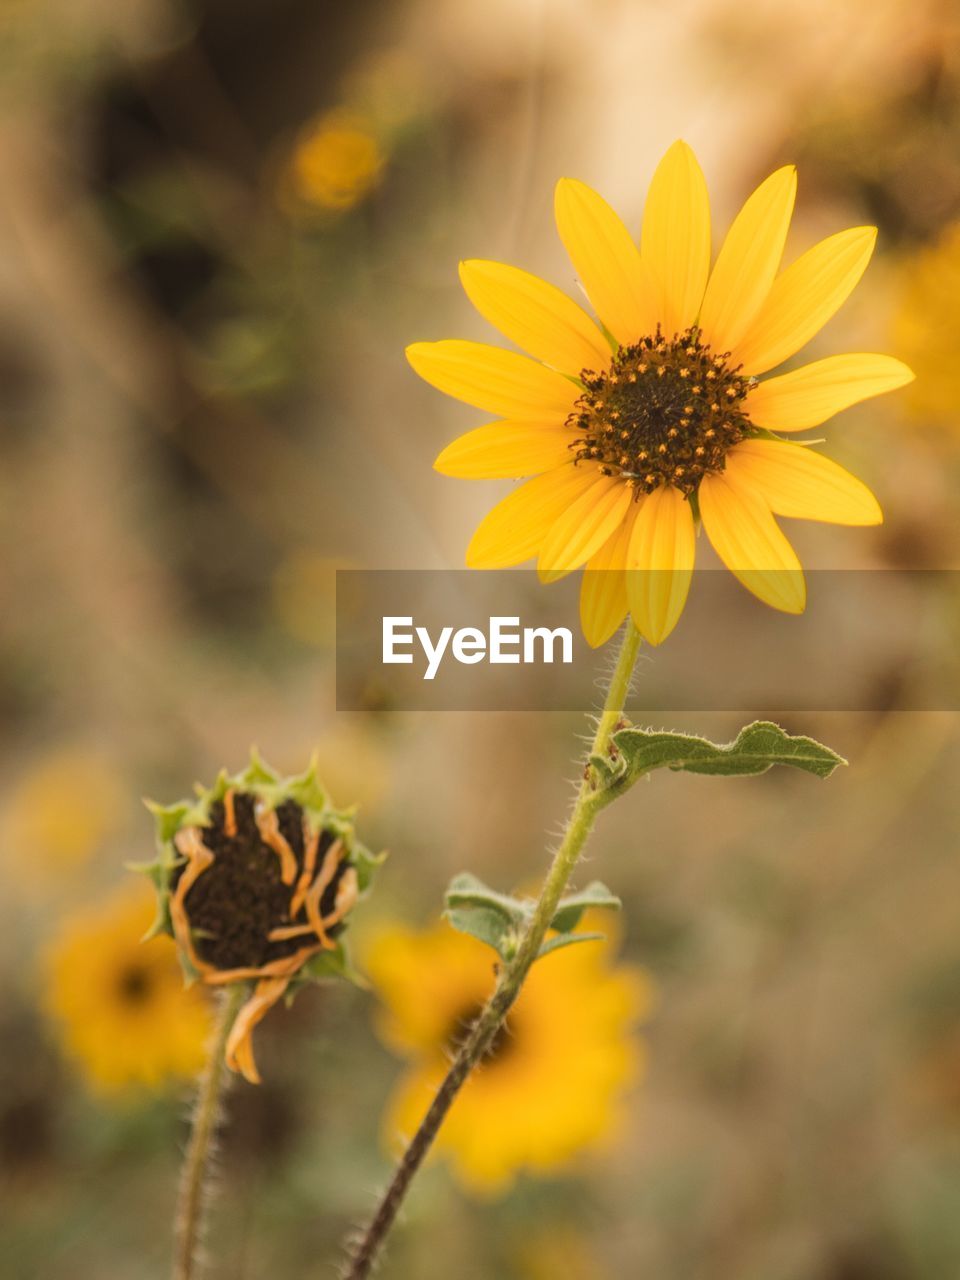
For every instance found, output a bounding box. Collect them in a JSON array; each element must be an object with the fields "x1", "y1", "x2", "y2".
[
  {"x1": 892, "y1": 219, "x2": 960, "y2": 429},
  {"x1": 408, "y1": 141, "x2": 914, "y2": 646},
  {"x1": 286, "y1": 109, "x2": 384, "y2": 213},
  {"x1": 42, "y1": 883, "x2": 212, "y2": 1095},
  {"x1": 2, "y1": 745, "x2": 124, "y2": 882},
  {"x1": 365, "y1": 918, "x2": 652, "y2": 1196}
]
